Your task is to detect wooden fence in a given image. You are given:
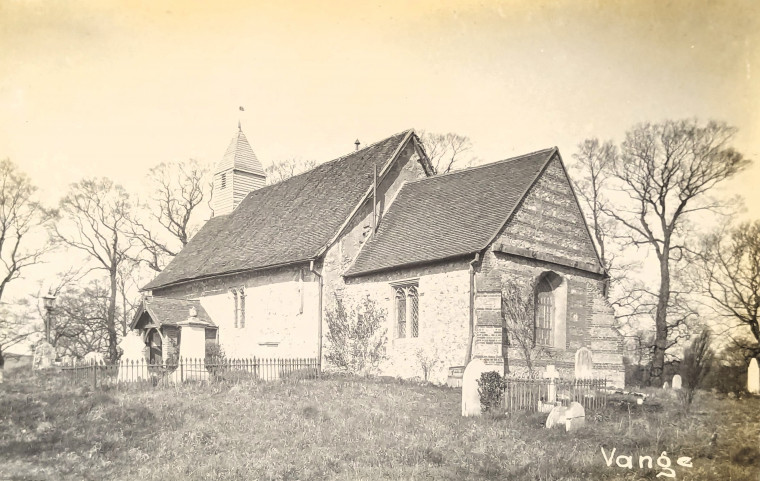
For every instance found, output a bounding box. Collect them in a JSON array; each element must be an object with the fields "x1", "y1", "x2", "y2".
[
  {"x1": 60, "y1": 357, "x2": 320, "y2": 389},
  {"x1": 502, "y1": 376, "x2": 608, "y2": 412}
]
